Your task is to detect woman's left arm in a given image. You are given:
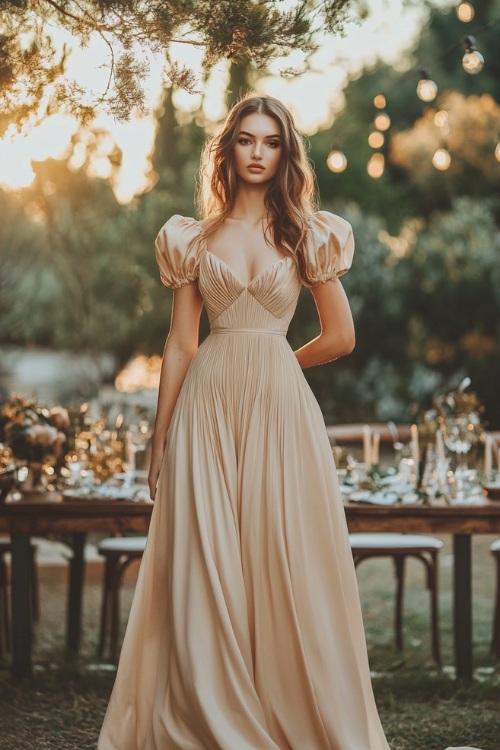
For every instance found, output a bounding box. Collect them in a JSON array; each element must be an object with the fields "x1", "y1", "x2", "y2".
[{"x1": 294, "y1": 279, "x2": 355, "y2": 369}]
